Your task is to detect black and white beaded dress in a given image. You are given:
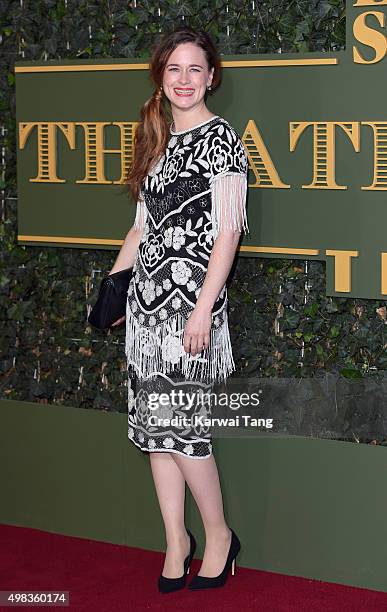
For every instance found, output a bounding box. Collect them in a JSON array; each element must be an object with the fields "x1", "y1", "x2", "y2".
[{"x1": 125, "y1": 114, "x2": 249, "y2": 459}]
